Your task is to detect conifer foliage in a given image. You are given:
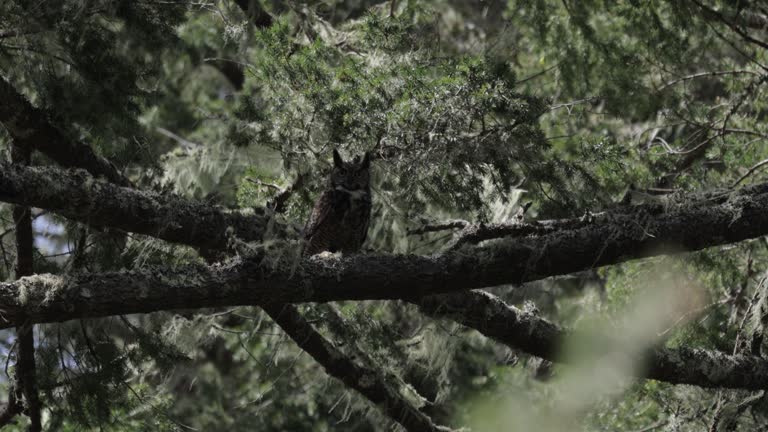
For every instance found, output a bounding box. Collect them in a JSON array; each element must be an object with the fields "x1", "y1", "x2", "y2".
[{"x1": 1, "y1": 0, "x2": 768, "y2": 430}]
